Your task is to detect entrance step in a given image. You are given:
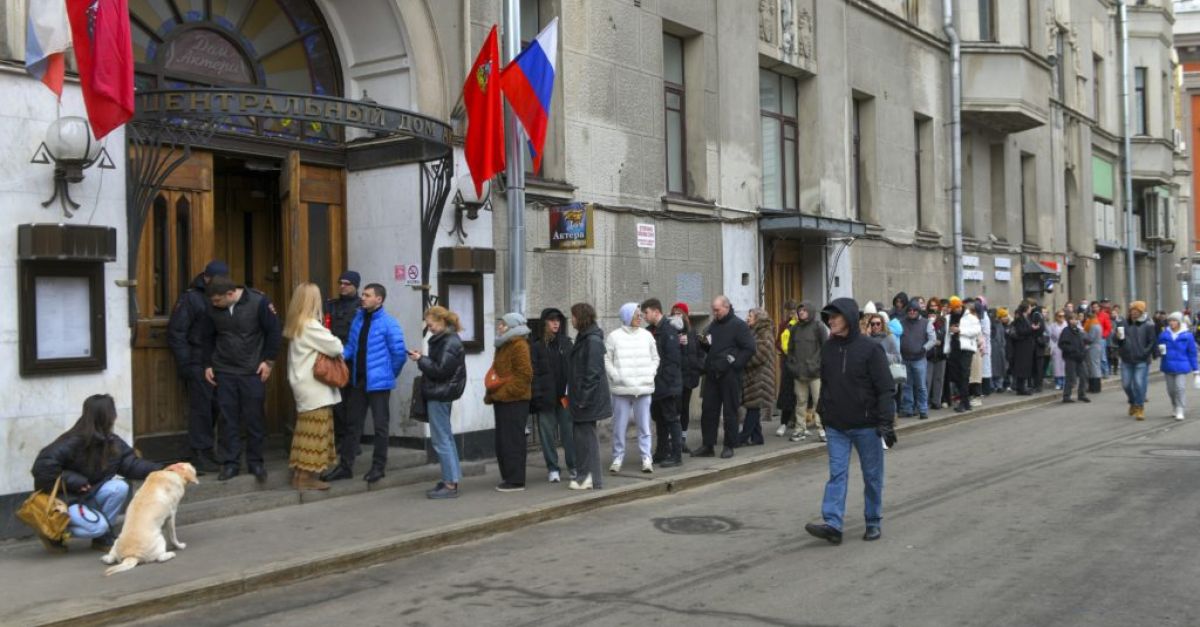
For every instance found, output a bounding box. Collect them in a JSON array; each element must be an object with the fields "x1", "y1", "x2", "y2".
[{"x1": 178, "y1": 447, "x2": 485, "y2": 527}]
